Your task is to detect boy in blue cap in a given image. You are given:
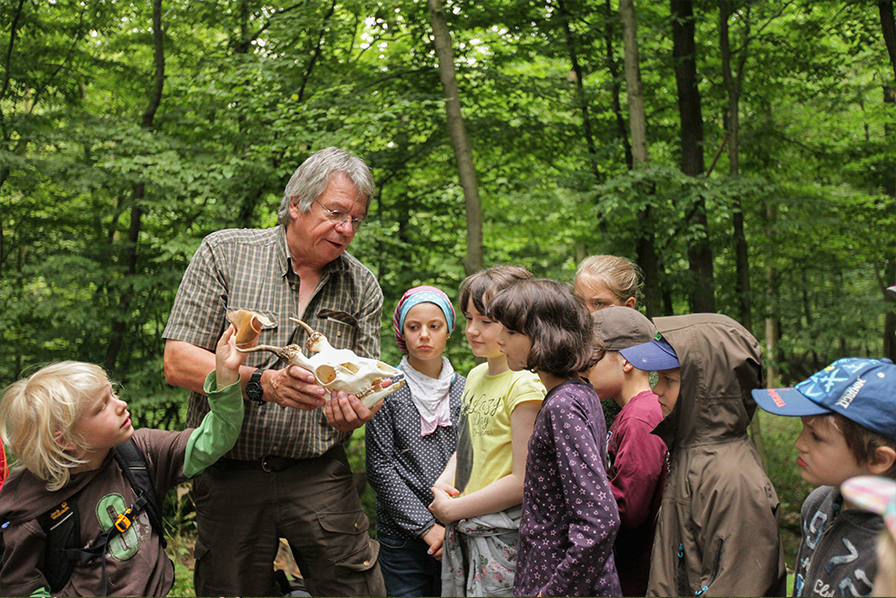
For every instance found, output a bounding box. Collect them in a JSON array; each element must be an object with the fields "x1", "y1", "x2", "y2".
[{"x1": 754, "y1": 358, "x2": 896, "y2": 597}]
